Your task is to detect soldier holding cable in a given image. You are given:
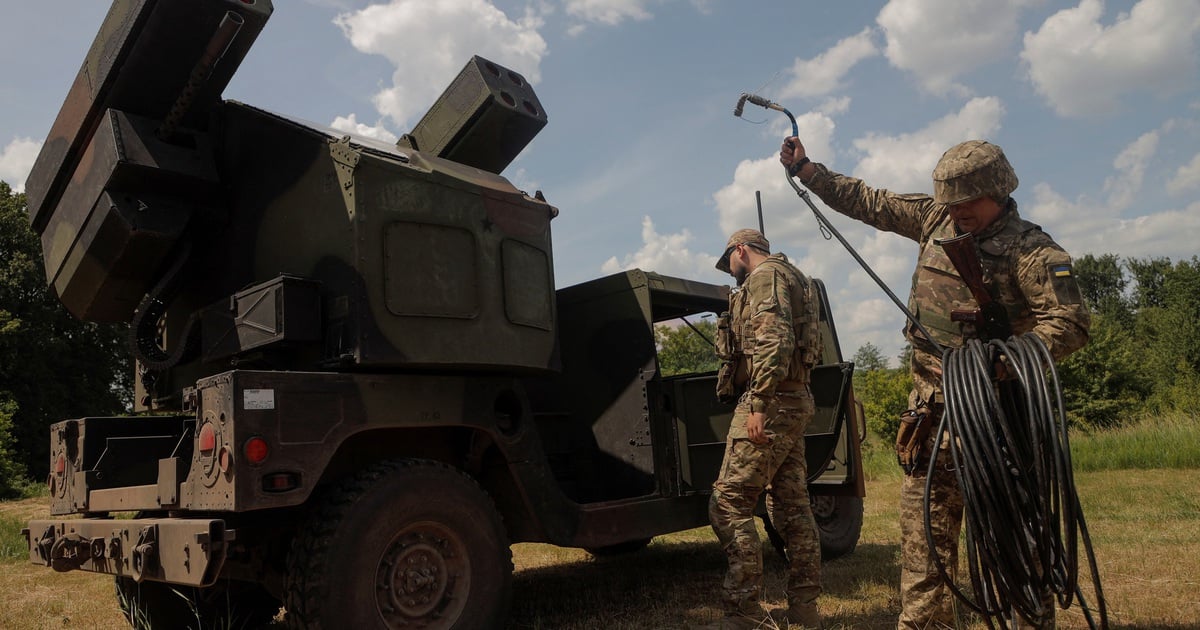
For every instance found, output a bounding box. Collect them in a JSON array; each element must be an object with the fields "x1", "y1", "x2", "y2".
[{"x1": 780, "y1": 138, "x2": 1090, "y2": 629}]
